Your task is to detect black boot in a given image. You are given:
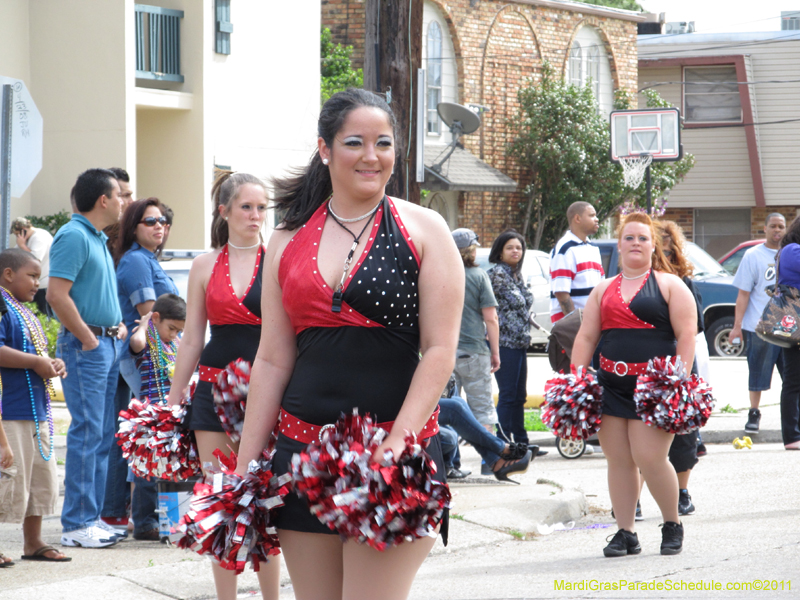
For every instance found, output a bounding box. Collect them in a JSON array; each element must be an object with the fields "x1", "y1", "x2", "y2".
[
  {"x1": 603, "y1": 529, "x2": 641, "y2": 557},
  {"x1": 660, "y1": 521, "x2": 684, "y2": 555}
]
